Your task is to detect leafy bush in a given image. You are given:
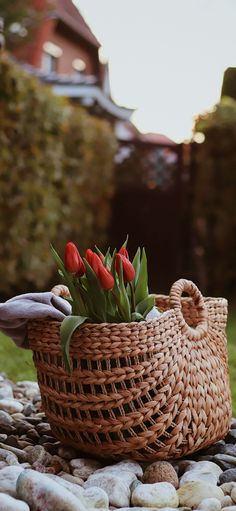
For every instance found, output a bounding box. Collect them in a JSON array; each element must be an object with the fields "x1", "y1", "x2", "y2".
[
  {"x1": 192, "y1": 97, "x2": 236, "y2": 297},
  {"x1": 0, "y1": 56, "x2": 117, "y2": 296}
]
